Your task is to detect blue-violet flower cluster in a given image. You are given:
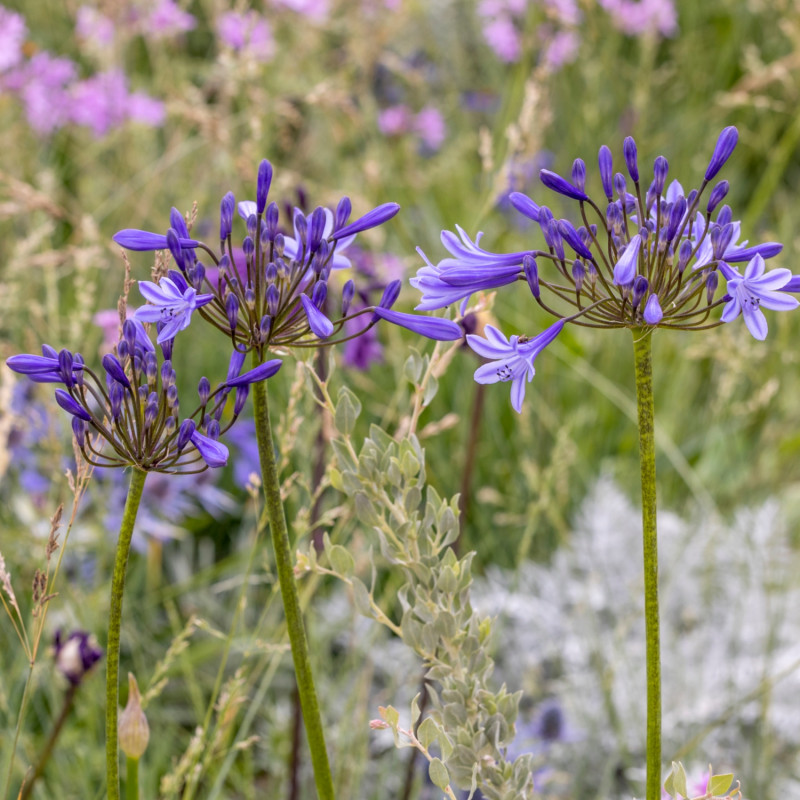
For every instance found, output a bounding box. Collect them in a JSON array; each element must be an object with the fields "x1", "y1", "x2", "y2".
[
  {"x1": 7, "y1": 316, "x2": 281, "y2": 472},
  {"x1": 113, "y1": 159, "x2": 461, "y2": 358},
  {"x1": 413, "y1": 127, "x2": 798, "y2": 411}
]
